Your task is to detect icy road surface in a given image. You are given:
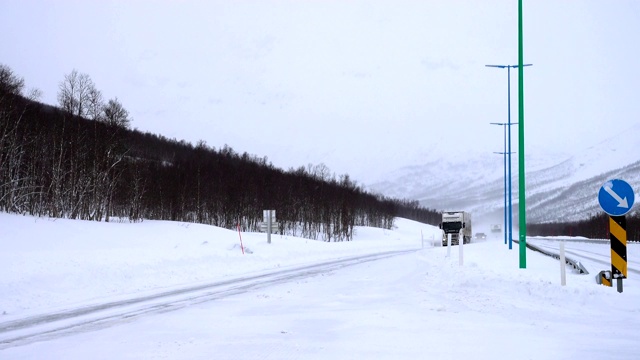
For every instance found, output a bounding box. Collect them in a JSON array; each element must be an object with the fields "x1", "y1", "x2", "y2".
[{"x1": 3, "y1": 242, "x2": 640, "y2": 359}]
